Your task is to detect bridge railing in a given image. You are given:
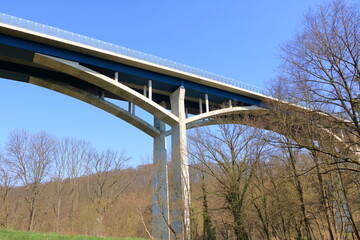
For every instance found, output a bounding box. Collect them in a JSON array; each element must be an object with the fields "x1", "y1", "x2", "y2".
[{"x1": 0, "y1": 13, "x2": 266, "y2": 94}]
